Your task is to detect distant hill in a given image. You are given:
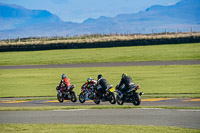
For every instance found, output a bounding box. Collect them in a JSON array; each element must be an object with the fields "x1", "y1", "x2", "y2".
[
  {"x1": 0, "y1": 0, "x2": 200, "y2": 39},
  {"x1": 0, "y1": 3, "x2": 61, "y2": 31},
  {"x1": 82, "y1": 0, "x2": 200, "y2": 33}
]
